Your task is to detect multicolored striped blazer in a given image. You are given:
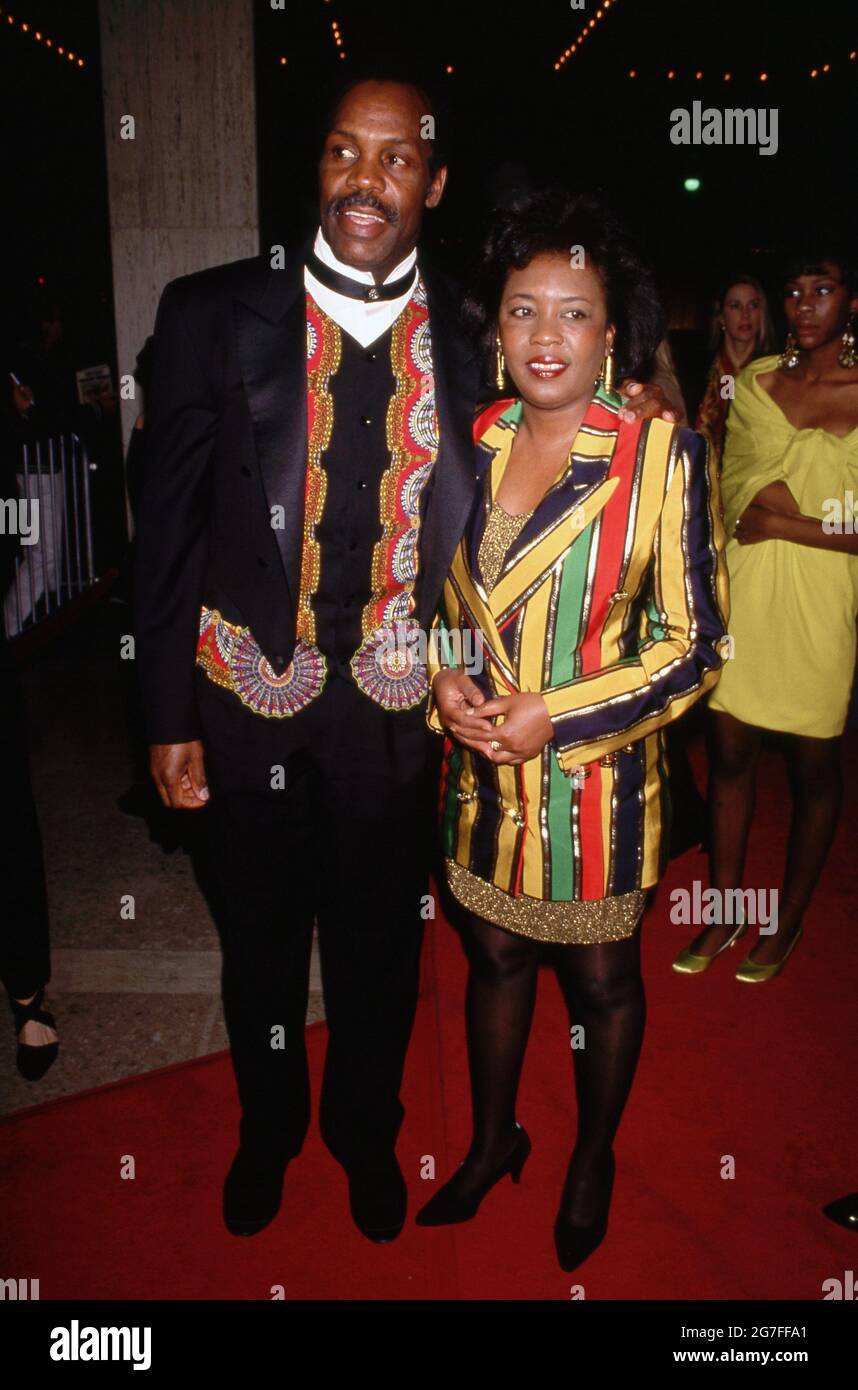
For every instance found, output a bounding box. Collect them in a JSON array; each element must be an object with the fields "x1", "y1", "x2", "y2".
[{"x1": 427, "y1": 387, "x2": 730, "y2": 902}]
